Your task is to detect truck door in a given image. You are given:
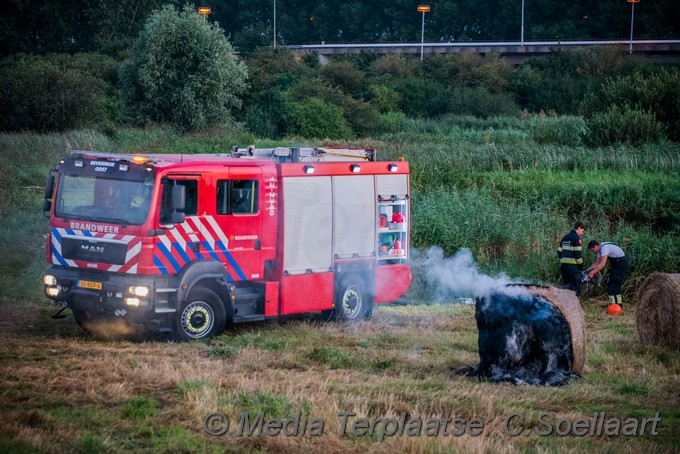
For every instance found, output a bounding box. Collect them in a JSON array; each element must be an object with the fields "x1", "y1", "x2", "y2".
[
  {"x1": 154, "y1": 175, "x2": 204, "y2": 274},
  {"x1": 212, "y1": 167, "x2": 263, "y2": 281}
]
